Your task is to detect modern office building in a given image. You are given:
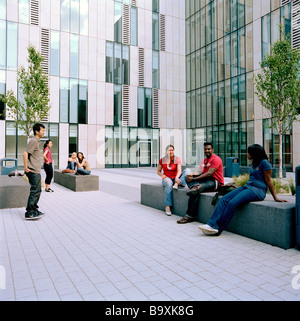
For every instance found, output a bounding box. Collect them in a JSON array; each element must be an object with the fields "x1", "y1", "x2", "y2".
[
  {"x1": 0, "y1": 0, "x2": 186, "y2": 169},
  {"x1": 186, "y1": 0, "x2": 300, "y2": 171}
]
